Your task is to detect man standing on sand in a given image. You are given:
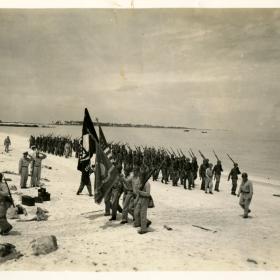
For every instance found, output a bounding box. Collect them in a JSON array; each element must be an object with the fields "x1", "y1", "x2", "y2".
[
  {"x1": 4, "y1": 136, "x2": 11, "y2": 153},
  {"x1": 213, "y1": 160, "x2": 223, "y2": 192},
  {"x1": 30, "y1": 151, "x2": 47, "y2": 187},
  {"x1": 120, "y1": 165, "x2": 141, "y2": 224},
  {"x1": 76, "y1": 165, "x2": 94, "y2": 197},
  {"x1": 134, "y1": 170, "x2": 152, "y2": 234},
  {"x1": 205, "y1": 163, "x2": 214, "y2": 194},
  {"x1": 237, "y1": 173, "x2": 253, "y2": 218},
  {"x1": 19, "y1": 152, "x2": 32, "y2": 189},
  {"x1": 228, "y1": 163, "x2": 241, "y2": 195}
]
